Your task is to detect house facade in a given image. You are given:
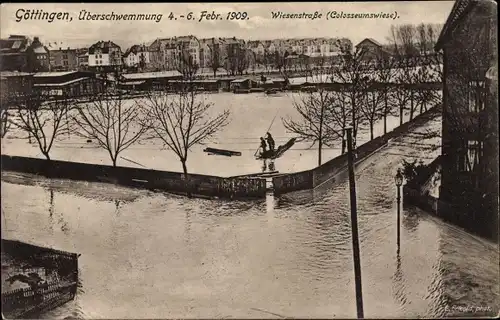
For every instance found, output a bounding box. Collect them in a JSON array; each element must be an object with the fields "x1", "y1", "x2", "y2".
[
  {"x1": 123, "y1": 44, "x2": 151, "y2": 71},
  {"x1": 148, "y1": 36, "x2": 199, "y2": 71},
  {"x1": 76, "y1": 48, "x2": 89, "y2": 70},
  {"x1": 47, "y1": 42, "x2": 78, "y2": 71},
  {"x1": 0, "y1": 35, "x2": 30, "y2": 71},
  {"x1": 88, "y1": 40, "x2": 123, "y2": 73},
  {"x1": 435, "y1": 0, "x2": 498, "y2": 240},
  {"x1": 28, "y1": 37, "x2": 50, "y2": 72},
  {"x1": 355, "y1": 38, "x2": 391, "y2": 61}
]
